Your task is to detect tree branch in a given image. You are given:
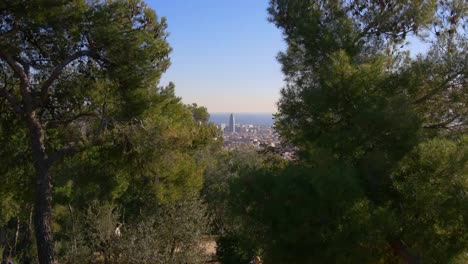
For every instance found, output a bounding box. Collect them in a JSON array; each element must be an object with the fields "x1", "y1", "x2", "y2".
[
  {"x1": 40, "y1": 49, "x2": 102, "y2": 106},
  {"x1": 412, "y1": 72, "x2": 461, "y2": 105},
  {"x1": 46, "y1": 142, "x2": 81, "y2": 168},
  {"x1": 0, "y1": 50, "x2": 29, "y2": 84},
  {"x1": 423, "y1": 114, "x2": 462, "y2": 129},
  {"x1": 0, "y1": 50, "x2": 31, "y2": 115},
  {"x1": 45, "y1": 112, "x2": 98, "y2": 128}
]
